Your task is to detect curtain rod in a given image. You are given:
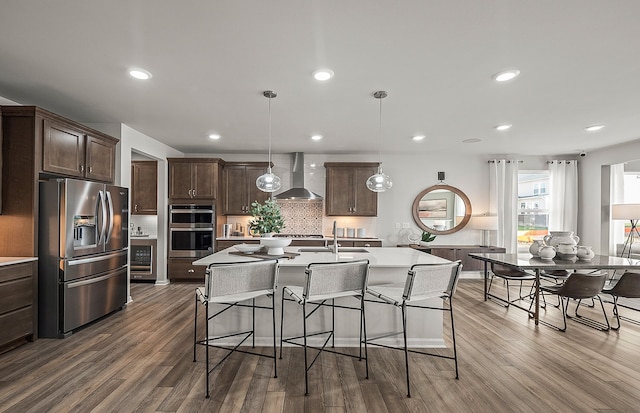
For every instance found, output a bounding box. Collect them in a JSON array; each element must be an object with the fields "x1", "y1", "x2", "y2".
[
  {"x1": 487, "y1": 160, "x2": 523, "y2": 163},
  {"x1": 546, "y1": 160, "x2": 578, "y2": 164}
]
